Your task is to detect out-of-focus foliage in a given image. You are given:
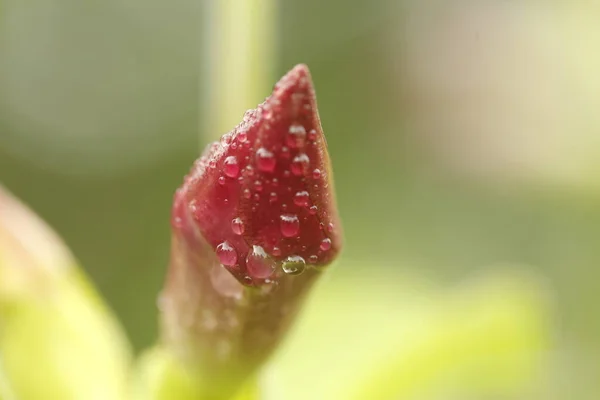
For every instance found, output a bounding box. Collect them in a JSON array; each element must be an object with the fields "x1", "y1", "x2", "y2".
[
  {"x1": 1, "y1": 0, "x2": 599, "y2": 398},
  {"x1": 264, "y1": 266, "x2": 552, "y2": 400},
  {"x1": 0, "y1": 187, "x2": 132, "y2": 400}
]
